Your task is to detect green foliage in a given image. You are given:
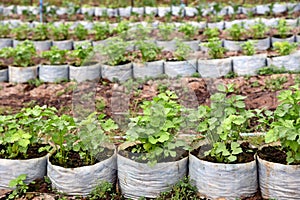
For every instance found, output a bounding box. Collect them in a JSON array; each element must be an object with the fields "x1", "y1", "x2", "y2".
[
  {"x1": 203, "y1": 27, "x2": 219, "y2": 40},
  {"x1": 276, "y1": 18, "x2": 292, "y2": 38},
  {"x1": 135, "y1": 40, "x2": 161, "y2": 63},
  {"x1": 8, "y1": 174, "x2": 29, "y2": 199},
  {"x1": 12, "y1": 24, "x2": 30, "y2": 40},
  {"x1": 31, "y1": 24, "x2": 49, "y2": 41},
  {"x1": 249, "y1": 20, "x2": 269, "y2": 39},
  {"x1": 112, "y1": 20, "x2": 130, "y2": 38},
  {"x1": 6, "y1": 40, "x2": 37, "y2": 67},
  {"x1": 0, "y1": 106, "x2": 56, "y2": 159},
  {"x1": 92, "y1": 22, "x2": 111, "y2": 41},
  {"x1": 174, "y1": 40, "x2": 192, "y2": 61},
  {"x1": 88, "y1": 181, "x2": 120, "y2": 200},
  {"x1": 0, "y1": 24, "x2": 11, "y2": 38},
  {"x1": 42, "y1": 46, "x2": 67, "y2": 65},
  {"x1": 125, "y1": 90, "x2": 186, "y2": 165},
  {"x1": 226, "y1": 23, "x2": 246, "y2": 41},
  {"x1": 73, "y1": 24, "x2": 88, "y2": 41},
  {"x1": 257, "y1": 65, "x2": 287, "y2": 75},
  {"x1": 200, "y1": 84, "x2": 255, "y2": 163},
  {"x1": 178, "y1": 23, "x2": 198, "y2": 40},
  {"x1": 43, "y1": 113, "x2": 76, "y2": 166},
  {"x1": 131, "y1": 24, "x2": 151, "y2": 41},
  {"x1": 264, "y1": 76, "x2": 288, "y2": 92},
  {"x1": 98, "y1": 37, "x2": 128, "y2": 66},
  {"x1": 273, "y1": 41, "x2": 297, "y2": 56},
  {"x1": 158, "y1": 23, "x2": 175, "y2": 41},
  {"x1": 68, "y1": 42, "x2": 93, "y2": 66},
  {"x1": 49, "y1": 24, "x2": 70, "y2": 41},
  {"x1": 156, "y1": 177, "x2": 198, "y2": 200},
  {"x1": 73, "y1": 112, "x2": 118, "y2": 165},
  {"x1": 265, "y1": 85, "x2": 300, "y2": 164},
  {"x1": 241, "y1": 41, "x2": 255, "y2": 56},
  {"x1": 203, "y1": 37, "x2": 225, "y2": 59}
]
